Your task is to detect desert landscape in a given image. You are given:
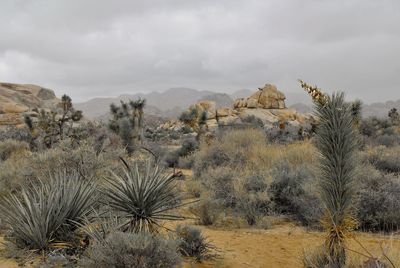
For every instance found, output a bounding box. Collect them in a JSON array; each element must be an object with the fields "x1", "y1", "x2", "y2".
[
  {"x1": 1, "y1": 1, "x2": 400, "y2": 267},
  {"x1": 1, "y1": 81, "x2": 400, "y2": 267}
]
